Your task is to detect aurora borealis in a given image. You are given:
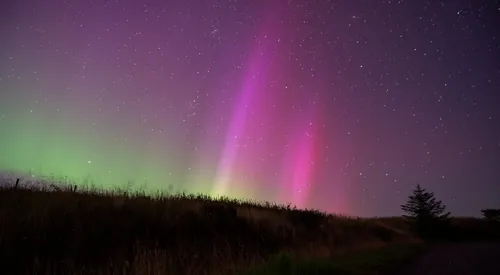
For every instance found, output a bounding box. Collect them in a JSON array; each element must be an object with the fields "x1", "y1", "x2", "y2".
[{"x1": 1, "y1": 0, "x2": 499, "y2": 216}]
